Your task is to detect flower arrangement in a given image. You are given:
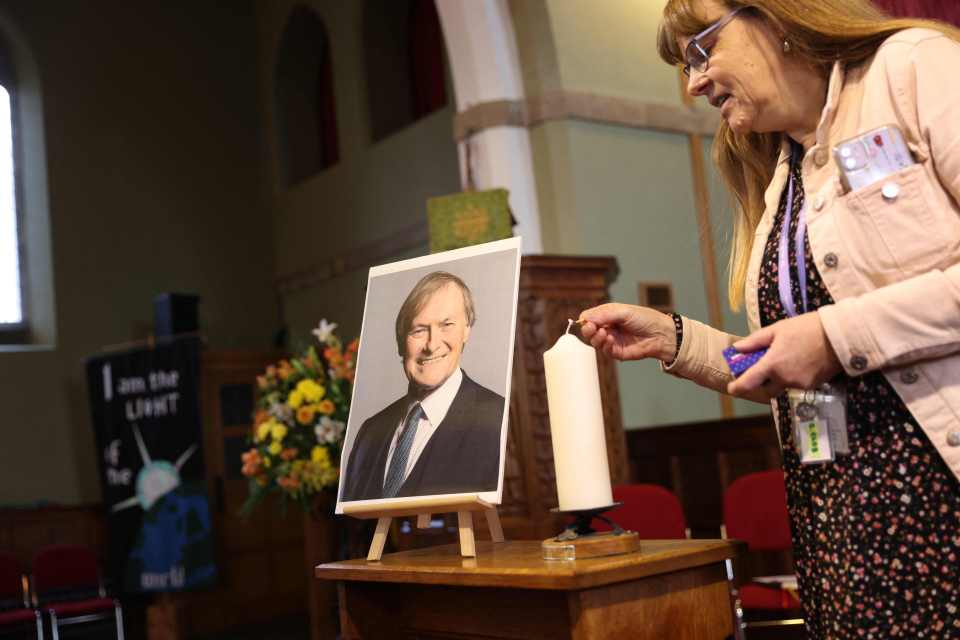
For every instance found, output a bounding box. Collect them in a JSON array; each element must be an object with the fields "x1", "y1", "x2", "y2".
[{"x1": 241, "y1": 320, "x2": 358, "y2": 513}]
